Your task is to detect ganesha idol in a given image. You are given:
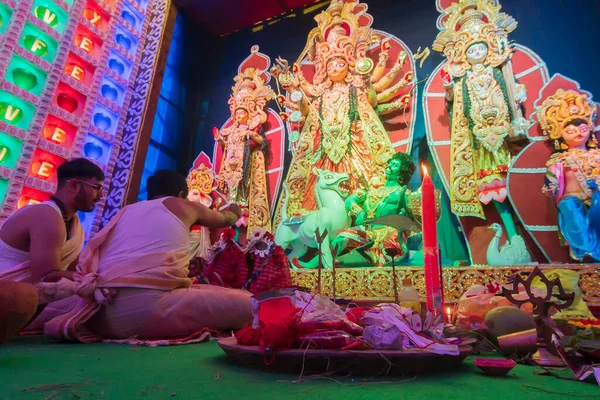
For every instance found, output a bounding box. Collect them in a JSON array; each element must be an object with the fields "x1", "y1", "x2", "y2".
[
  {"x1": 186, "y1": 156, "x2": 225, "y2": 260},
  {"x1": 539, "y1": 90, "x2": 600, "y2": 262}
]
